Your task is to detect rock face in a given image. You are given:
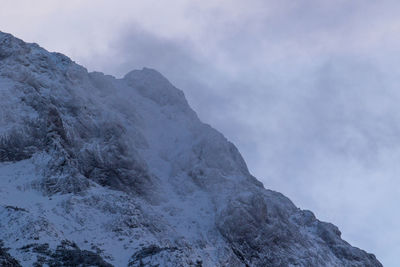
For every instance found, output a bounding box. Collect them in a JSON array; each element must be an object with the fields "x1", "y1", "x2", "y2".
[{"x1": 0, "y1": 31, "x2": 382, "y2": 266}]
